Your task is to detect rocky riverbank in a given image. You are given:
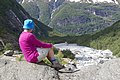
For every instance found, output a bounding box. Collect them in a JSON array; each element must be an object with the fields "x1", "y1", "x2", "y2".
[{"x1": 54, "y1": 42, "x2": 116, "y2": 69}]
